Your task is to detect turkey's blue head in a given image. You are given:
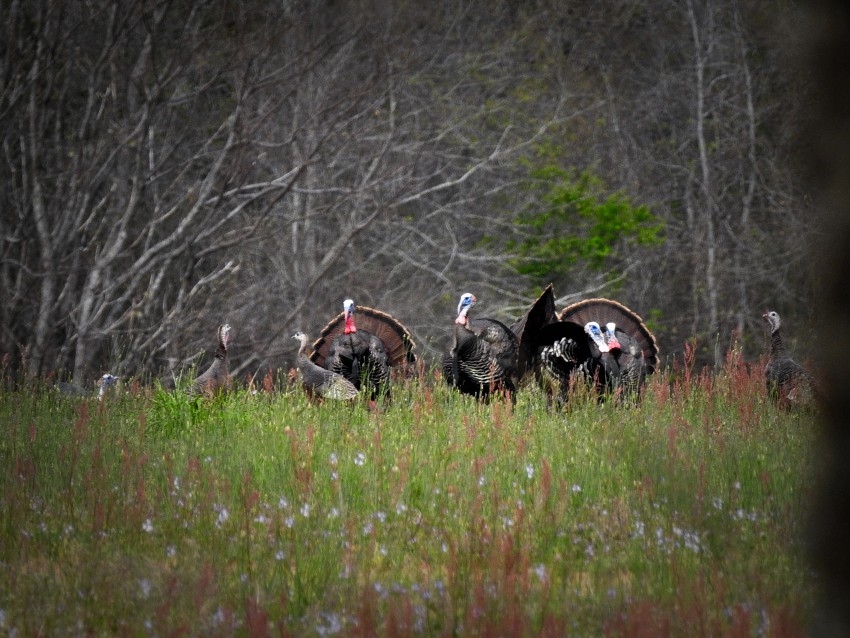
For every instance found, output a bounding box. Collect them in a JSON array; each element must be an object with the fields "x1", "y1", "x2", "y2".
[
  {"x1": 584, "y1": 321, "x2": 609, "y2": 353},
  {"x1": 97, "y1": 373, "x2": 119, "y2": 399},
  {"x1": 456, "y1": 293, "x2": 477, "y2": 325}
]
